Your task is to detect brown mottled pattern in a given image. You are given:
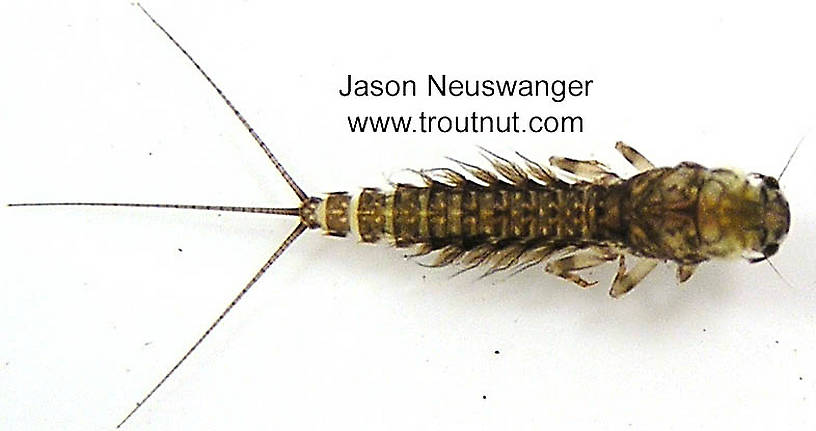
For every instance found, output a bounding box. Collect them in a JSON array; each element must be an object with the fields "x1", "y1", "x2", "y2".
[
  {"x1": 324, "y1": 193, "x2": 351, "y2": 237},
  {"x1": 357, "y1": 188, "x2": 386, "y2": 242},
  {"x1": 314, "y1": 159, "x2": 788, "y2": 271},
  {"x1": 392, "y1": 186, "x2": 426, "y2": 246},
  {"x1": 352, "y1": 182, "x2": 628, "y2": 249},
  {"x1": 621, "y1": 166, "x2": 706, "y2": 263}
]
